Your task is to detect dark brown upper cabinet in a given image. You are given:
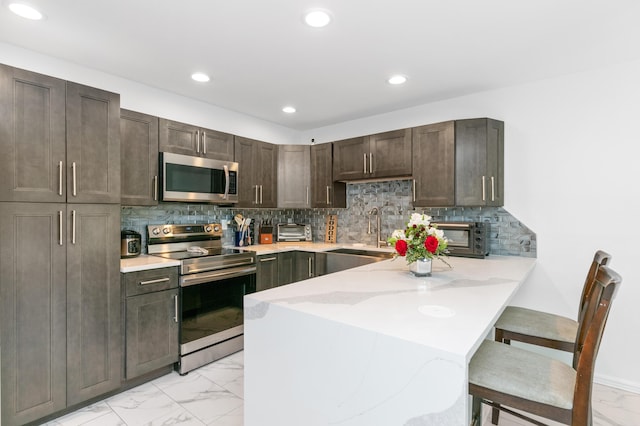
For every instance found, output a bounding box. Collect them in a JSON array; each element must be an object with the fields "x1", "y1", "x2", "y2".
[
  {"x1": 412, "y1": 121, "x2": 456, "y2": 207},
  {"x1": 0, "y1": 65, "x2": 120, "y2": 204},
  {"x1": 332, "y1": 129, "x2": 412, "y2": 181},
  {"x1": 311, "y1": 143, "x2": 346, "y2": 208},
  {"x1": 120, "y1": 109, "x2": 159, "y2": 206},
  {"x1": 159, "y1": 118, "x2": 234, "y2": 161},
  {"x1": 234, "y1": 136, "x2": 277, "y2": 207},
  {"x1": 277, "y1": 145, "x2": 311, "y2": 208},
  {"x1": 455, "y1": 118, "x2": 504, "y2": 206}
]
